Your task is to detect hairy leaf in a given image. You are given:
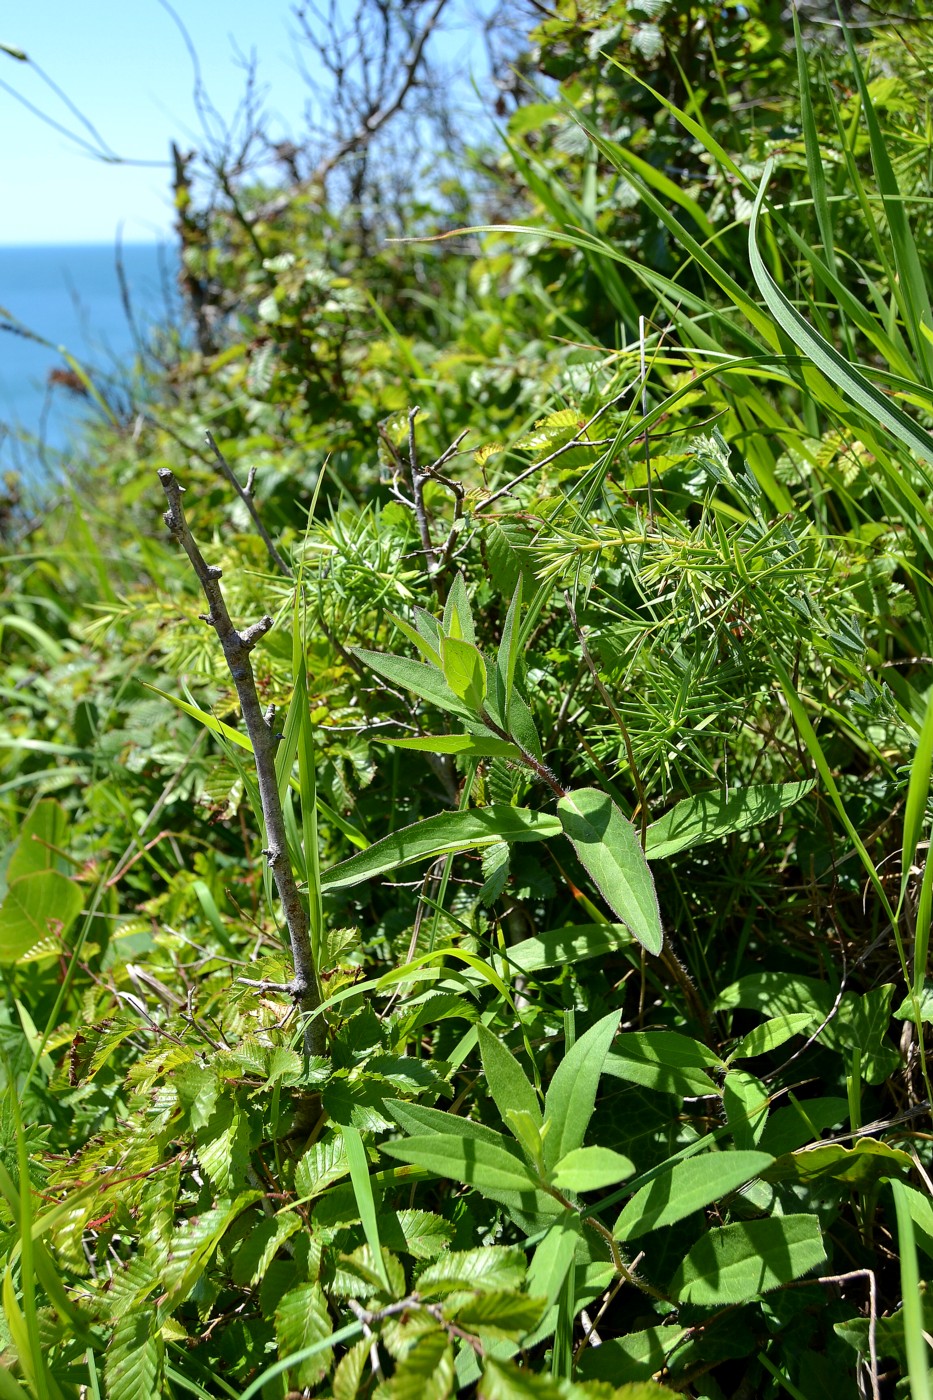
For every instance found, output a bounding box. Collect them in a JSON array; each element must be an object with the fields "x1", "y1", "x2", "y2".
[{"x1": 557, "y1": 789, "x2": 663, "y2": 954}]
